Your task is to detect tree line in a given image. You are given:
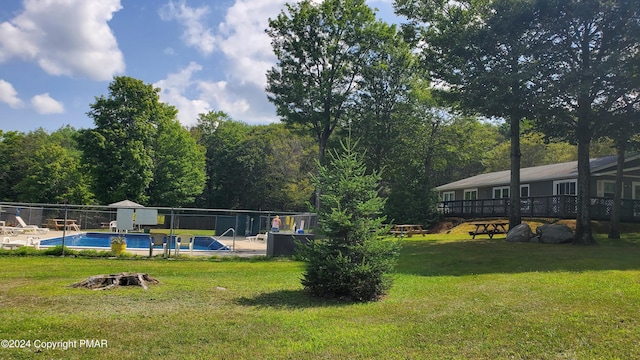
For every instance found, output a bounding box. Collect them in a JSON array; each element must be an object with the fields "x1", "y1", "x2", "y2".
[
  {"x1": 1, "y1": 0, "x2": 637, "y2": 233},
  {"x1": 0, "y1": 77, "x2": 613, "y2": 223}
]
